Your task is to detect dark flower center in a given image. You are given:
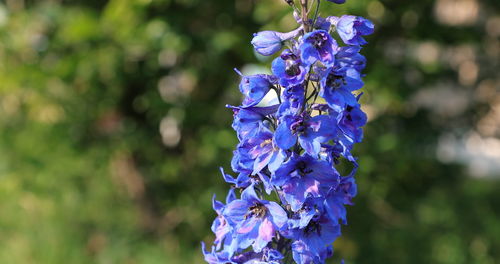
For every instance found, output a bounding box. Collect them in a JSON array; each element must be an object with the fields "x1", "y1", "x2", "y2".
[
  {"x1": 249, "y1": 174, "x2": 260, "y2": 180},
  {"x1": 290, "y1": 119, "x2": 306, "y2": 134},
  {"x1": 304, "y1": 220, "x2": 321, "y2": 235},
  {"x1": 326, "y1": 72, "x2": 346, "y2": 90},
  {"x1": 285, "y1": 59, "x2": 301, "y2": 77},
  {"x1": 345, "y1": 105, "x2": 353, "y2": 121},
  {"x1": 311, "y1": 33, "x2": 326, "y2": 49},
  {"x1": 248, "y1": 203, "x2": 267, "y2": 218},
  {"x1": 296, "y1": 161, "x2": 313, "y2": 176}
]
